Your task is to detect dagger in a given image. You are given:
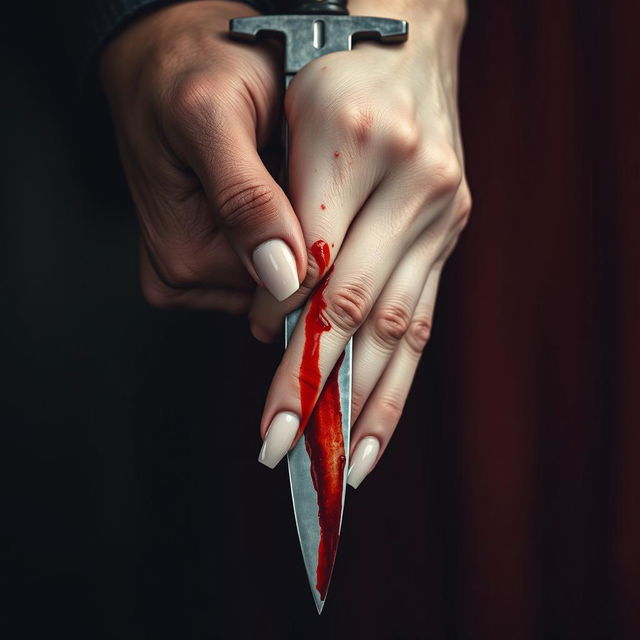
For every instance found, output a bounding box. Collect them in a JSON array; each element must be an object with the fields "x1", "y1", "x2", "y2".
[{"x1": 230, "y1": 0, "x2": 408, "y2": 613}]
